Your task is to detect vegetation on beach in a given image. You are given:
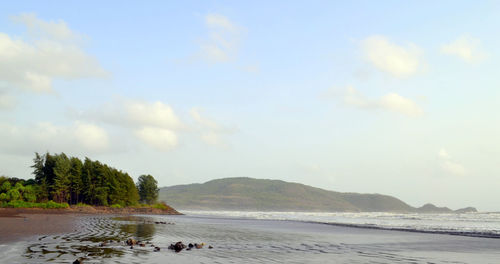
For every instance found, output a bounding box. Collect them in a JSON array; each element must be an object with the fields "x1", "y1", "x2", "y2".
[
  {"x1": 0, "y1": 152, "x2": 162, "y2": 209},
  {"x1": 2, "y1": 200, "x2": 69, "y2": 209}
]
